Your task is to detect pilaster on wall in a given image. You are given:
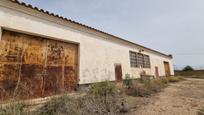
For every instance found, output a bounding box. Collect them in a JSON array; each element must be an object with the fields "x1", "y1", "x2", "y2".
[{"x1": 0, "y1": 27, "x2": 2, "y2": 41}]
